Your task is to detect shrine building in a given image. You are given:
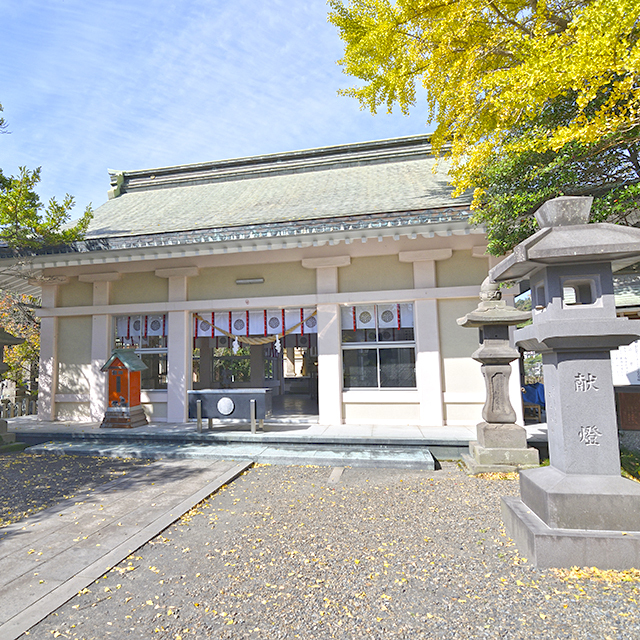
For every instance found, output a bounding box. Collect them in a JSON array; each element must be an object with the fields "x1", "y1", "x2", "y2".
[{"x1": 2, "y1": 135, "x2": 523, "y2": 427}]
